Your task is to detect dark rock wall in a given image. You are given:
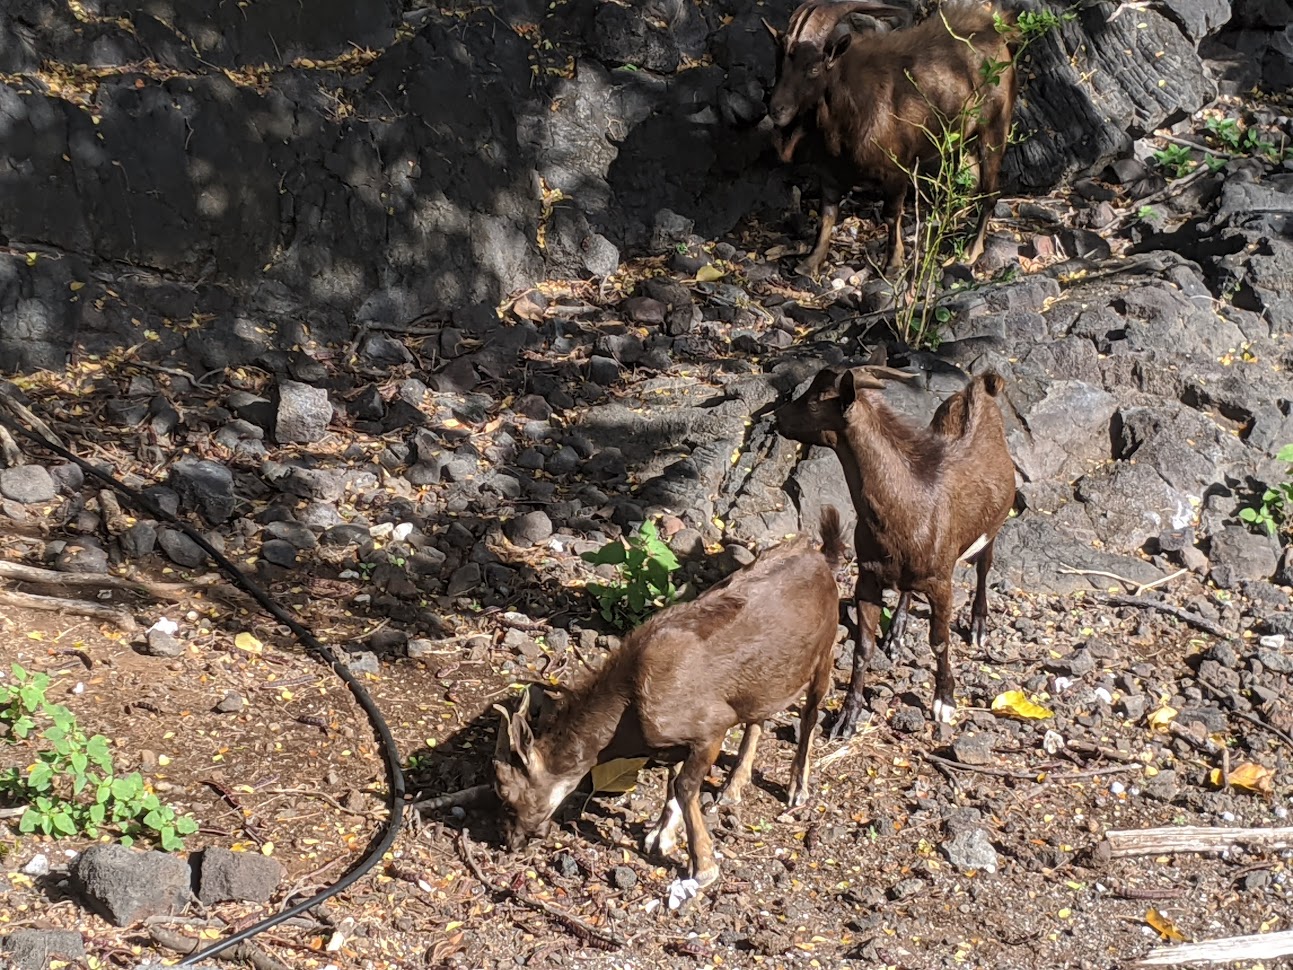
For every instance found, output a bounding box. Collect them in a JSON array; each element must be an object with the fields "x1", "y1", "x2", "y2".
[{"x1": 1, "y1": 0, "x2": 1290, "y2": 373}]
